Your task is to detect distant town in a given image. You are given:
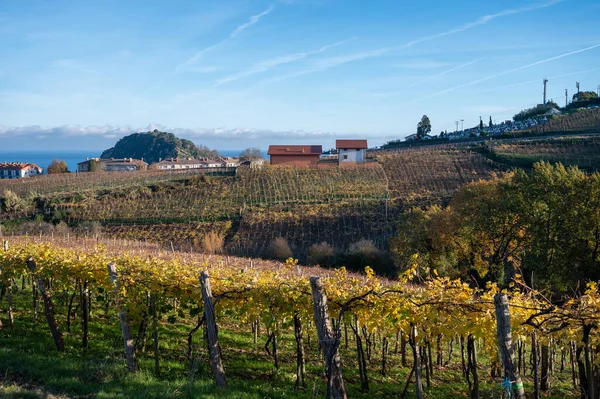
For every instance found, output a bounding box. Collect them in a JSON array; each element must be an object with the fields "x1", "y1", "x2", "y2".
[{"x1": 0, "y1": 139, "x2": 371, "y2": 179}]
